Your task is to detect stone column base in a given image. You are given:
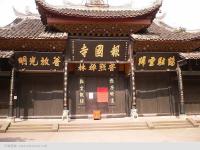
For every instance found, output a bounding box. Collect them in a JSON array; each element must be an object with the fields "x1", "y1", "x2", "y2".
[
  {"x1": 7, "y1": 117, "x2": 15, "y2": 123},
  {"x1": 62, "y1": 110, "x2": 70, "y2": 122},
  {"x1": 130, "y1": 108, "x2": 138, "y2": 119}
]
